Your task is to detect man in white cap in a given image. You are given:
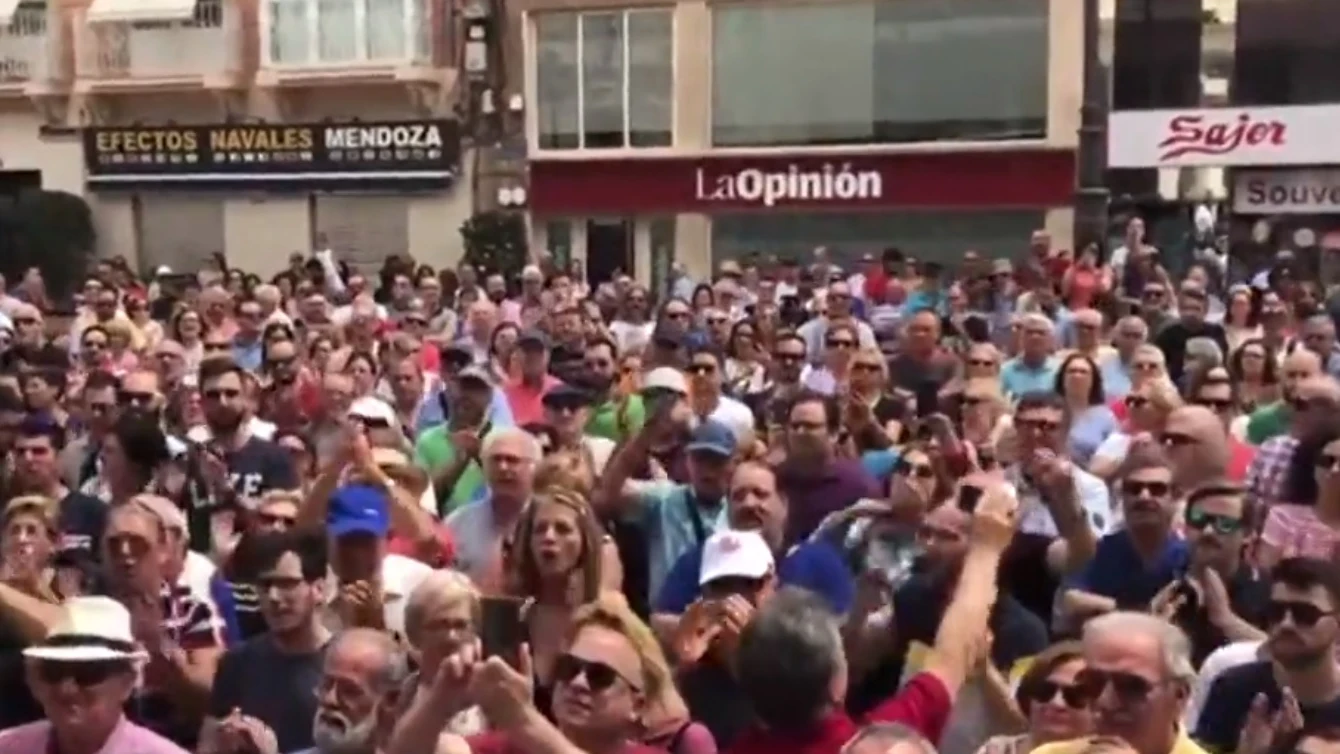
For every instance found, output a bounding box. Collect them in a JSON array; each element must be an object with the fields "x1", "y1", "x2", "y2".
[{"x1": 0, "y1": 596, "x2": 188, "y2": 753}]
